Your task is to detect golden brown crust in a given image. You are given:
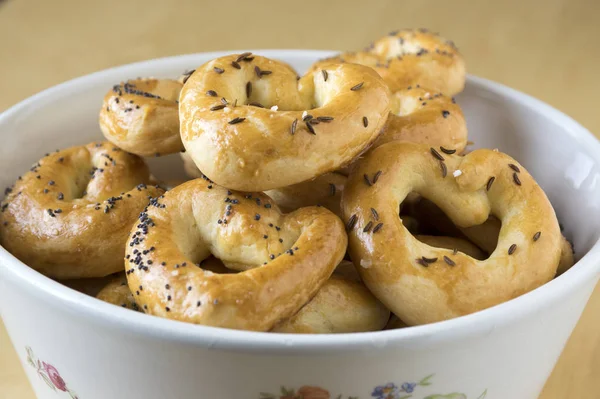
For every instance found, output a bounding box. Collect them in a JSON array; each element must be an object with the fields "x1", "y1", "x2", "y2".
[
  {"x1": 310, "y1": 29, "x2": 465, "y2": 96},
  {"x1": 265, "y1": 172, "x2": 346, "y2": 219},
  {"x1": 342, "y1": 142, "x2": 562, "y2": 325},
  {"x1": 271, "y1": 272, "x2": 390, "y2": 334},
  {"x1": 96, "y1": 273, "x2": 140, "y2": 311},
  {"x1": 0, "y1": 142, "x2": 163, "y2": 279},
  {"x1": 415, "y1": 235, "x2": 486, "y2": 260},
  {"x1": 375, "y1": 87, "x2": 468, "y2": 153},
  {"x1": 99, "y1": 79, "x2": 183, "y2": 157},
  {"x1": 179, "y1": 53, "x2": 391, "y2": 191},
  {"x1": 181, "y1": 257, "x2": 386, "y2": 333},
  {"x1": 458, "y1": 217, "x2": 575, "y2": 275},
  {"x1": 124, "y1": 179, "x2": 348, "y2": 331},
  {"x1": 411, "y1": 200, "x2": 575, "y2": 274},
  {"x1": 182, "y1": 142, "x2": 347, "y2": 219}
]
